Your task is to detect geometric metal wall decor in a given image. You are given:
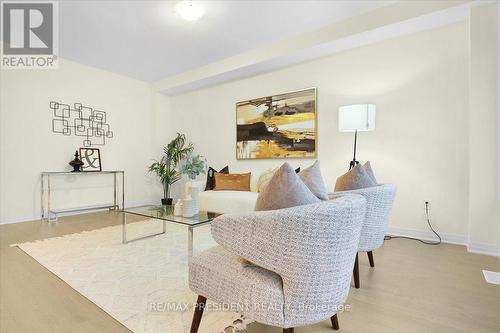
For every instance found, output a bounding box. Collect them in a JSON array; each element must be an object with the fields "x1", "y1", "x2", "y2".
[{"x1": 50, "y1": 101, "x2": 114, "y2": 147}]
